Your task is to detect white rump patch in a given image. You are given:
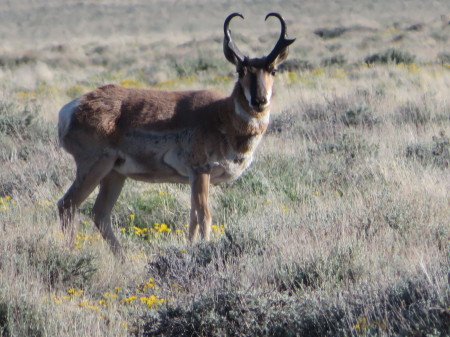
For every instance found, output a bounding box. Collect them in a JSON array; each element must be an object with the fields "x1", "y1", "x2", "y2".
[{"x1": 58, "y1": 98, "x2": 79, "y2": 146}]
